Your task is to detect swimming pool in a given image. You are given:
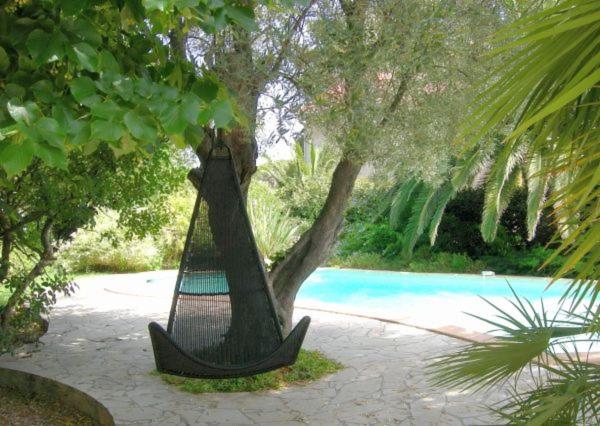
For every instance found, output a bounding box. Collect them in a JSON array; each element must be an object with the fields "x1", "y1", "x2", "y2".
[
  {"x1": 297, "y1": 268, "x2": 569, "y2": 302},
  {"x1": 291, "y1": 268, "x2": 578, "y2": 338}
]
